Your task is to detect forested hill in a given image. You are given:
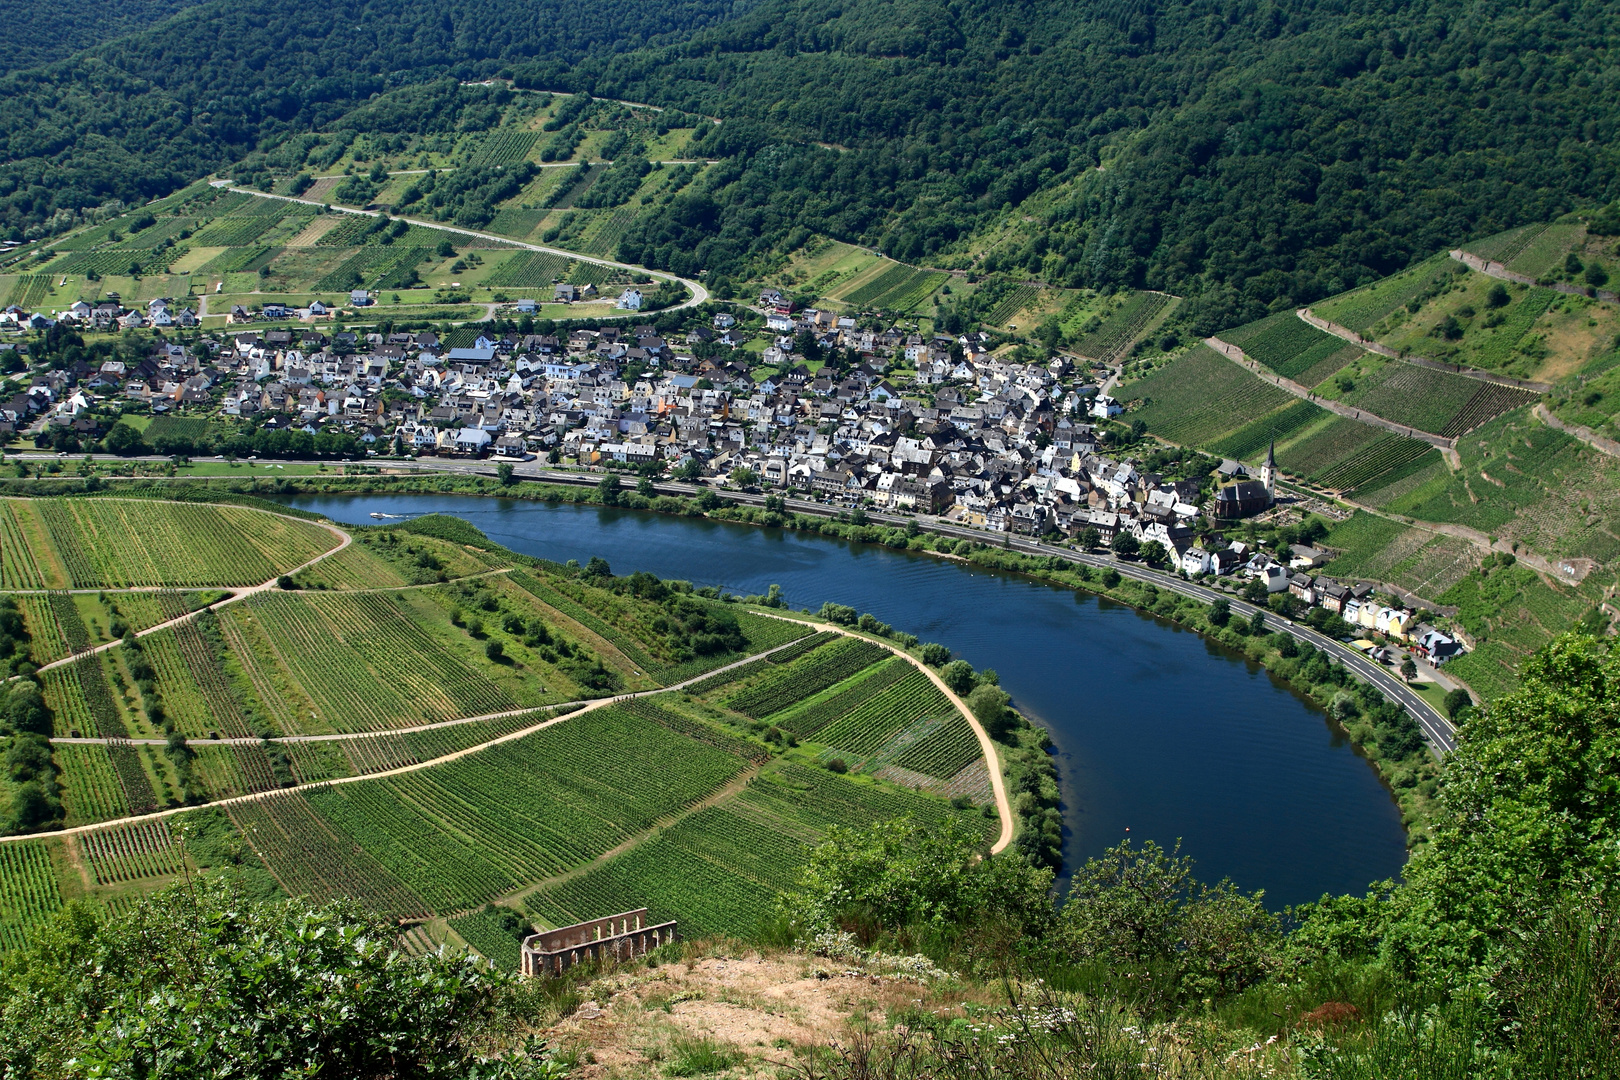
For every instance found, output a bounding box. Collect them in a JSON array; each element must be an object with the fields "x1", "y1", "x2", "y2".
[
  {"x1": 0, "y1": 0, "x2": 732, "y2": 236},
  {"x1": 5, "y1": 0, "x2": 1620, "y2": 327},
  {"x1": 0, "y1": 0, "x2": 201, "y2": 74},
  {"x1": 571, "y1": 0, "x2": 1620, "y2": 328}
]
